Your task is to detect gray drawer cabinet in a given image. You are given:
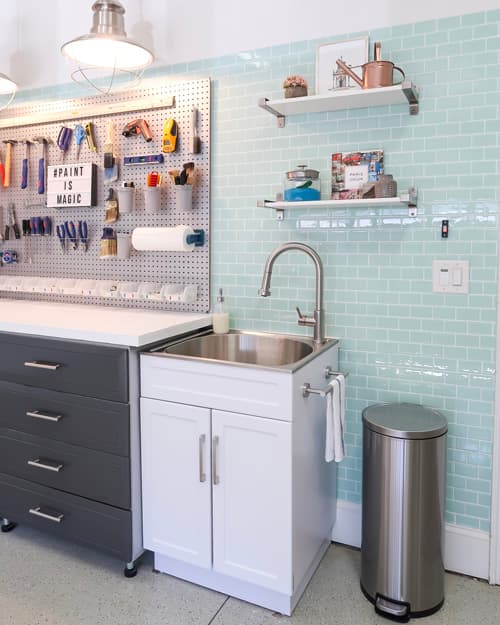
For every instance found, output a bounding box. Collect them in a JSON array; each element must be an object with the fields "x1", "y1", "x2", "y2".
[
  {"x1": 0, "y1": 332, "x2": 141, "y2": 577},
  {"x1": 0, "y1": 473, "x2": 132, "y2": 559},
  {"x1": 0, "y1": 333, "x2": 128, "y2": 401},
  {"x1": 0, "y1": 381, "x2": 129, "y2": 456},
  {"x1": 0, "y1": 430, "x2": 130, "y2": 509}
]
